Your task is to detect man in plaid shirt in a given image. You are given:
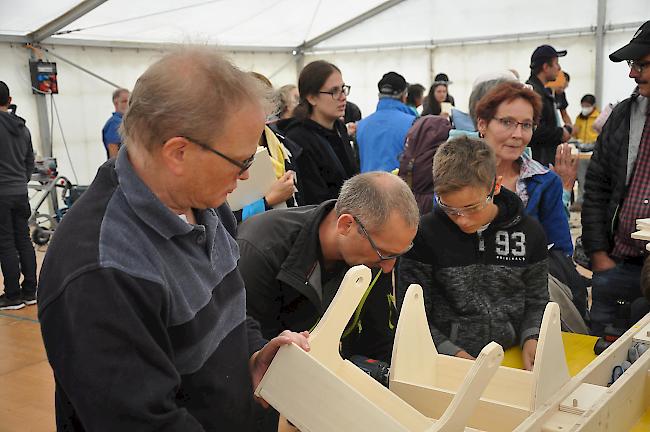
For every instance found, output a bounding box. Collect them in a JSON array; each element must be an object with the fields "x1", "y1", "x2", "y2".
[{"x1": 582, "y1": 21, "x2": 650, "y2": 335}]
